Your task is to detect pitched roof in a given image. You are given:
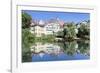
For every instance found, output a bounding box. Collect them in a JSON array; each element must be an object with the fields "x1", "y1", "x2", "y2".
[{"x1": 31, "y1": 18, "x2": 64, "y2": 27}]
